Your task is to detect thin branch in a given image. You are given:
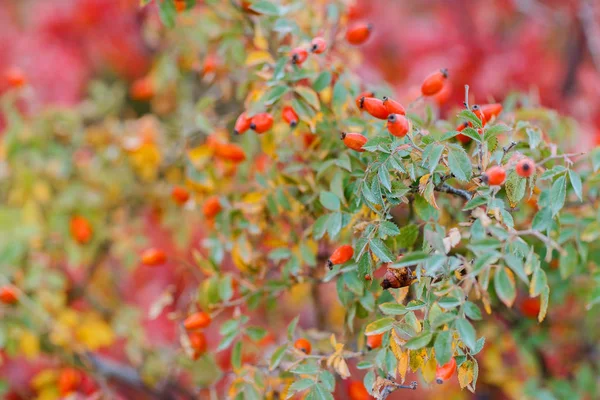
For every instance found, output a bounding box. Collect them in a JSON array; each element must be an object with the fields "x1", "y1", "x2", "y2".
[
  {"x1": 437, "y1": 183, "x2": 473, "y2": 201},
  {"x1": 512, "y1": 229, "x2": 565, "y2": 260},
  {"x1": 502, "y1": 141, "x2": 518, "y2": 160},
  {"x1": 376, "y1": 379, "x2": 418, "y2": 400},
  {"x1": 537, "y1": 152, "x2": 585, "y2": 166}
]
